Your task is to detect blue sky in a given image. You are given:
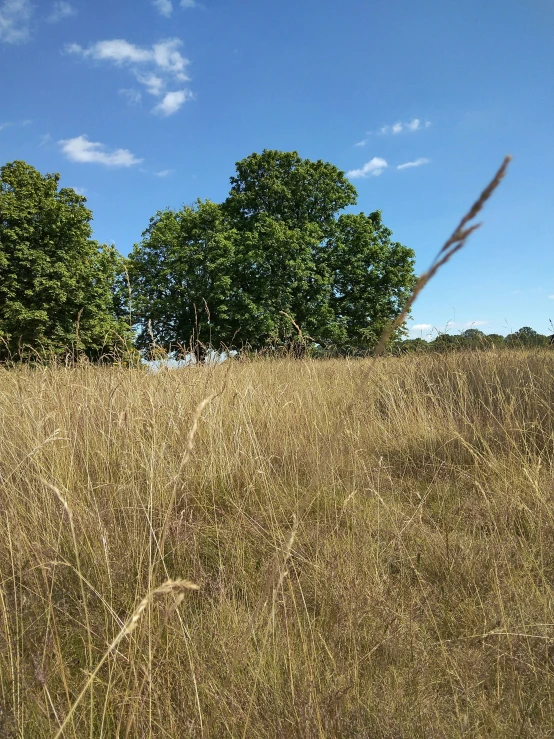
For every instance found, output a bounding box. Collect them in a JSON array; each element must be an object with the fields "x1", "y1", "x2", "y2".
[{"x1": 1, "y1": 0, "x2": 553, "y2": 337}]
